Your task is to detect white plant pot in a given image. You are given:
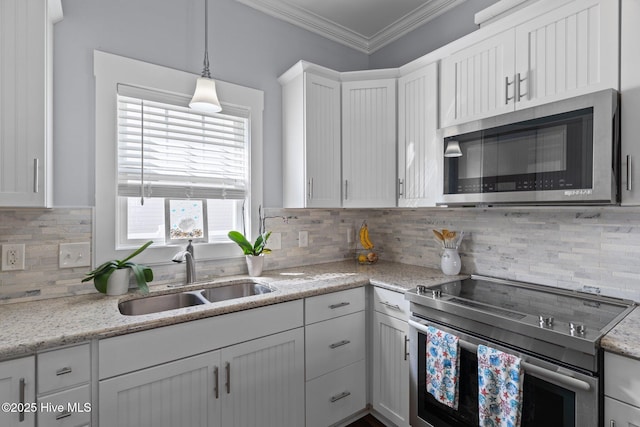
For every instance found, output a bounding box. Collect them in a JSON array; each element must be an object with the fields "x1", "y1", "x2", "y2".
[
  {"x1": 106, "y1": 268, "x2": 131, "y2": 296},
  {"x1": 245, "y1": 255, "x2": 264, "y2": 277}
]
